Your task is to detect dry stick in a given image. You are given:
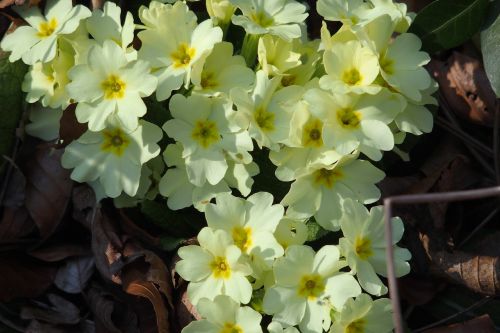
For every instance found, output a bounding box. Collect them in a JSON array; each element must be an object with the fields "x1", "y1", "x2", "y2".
[
  {"x1": 438, "y1": 94, "x2": 496, "y2": 179},
  {"x1": 435, "y1": 117, "x2": 493, "y2": 156},
  {"x1": 493, "y1": 101, "x2": 500, "y2": 185},
  {"x1": 412, "y1": 296, "x2": 492, "y2": 333},
  {"x1": 384, "y1": 186, "x2": 500, "y2": 333},
  {"x1": 457, "y1": 207, "x2": 500, "y2": 248}
]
